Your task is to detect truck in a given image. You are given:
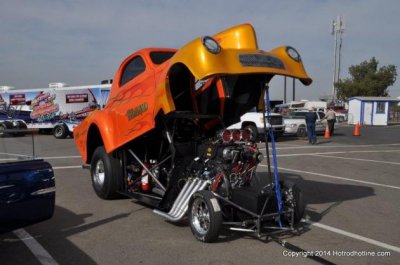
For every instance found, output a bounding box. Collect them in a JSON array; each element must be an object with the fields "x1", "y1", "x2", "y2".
[
  {"x1": 227, "y1": 110, "x2": 285, "y2": 141},
  {"x1": 0, "y1": 83, "x2": 111, "y2": 138},
  {"x1": 73, "y1": 24, "x2": 312, "y2": 242},
  {"x1": 0, "y1": 130, "x2": 55, "y2": 233}
]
